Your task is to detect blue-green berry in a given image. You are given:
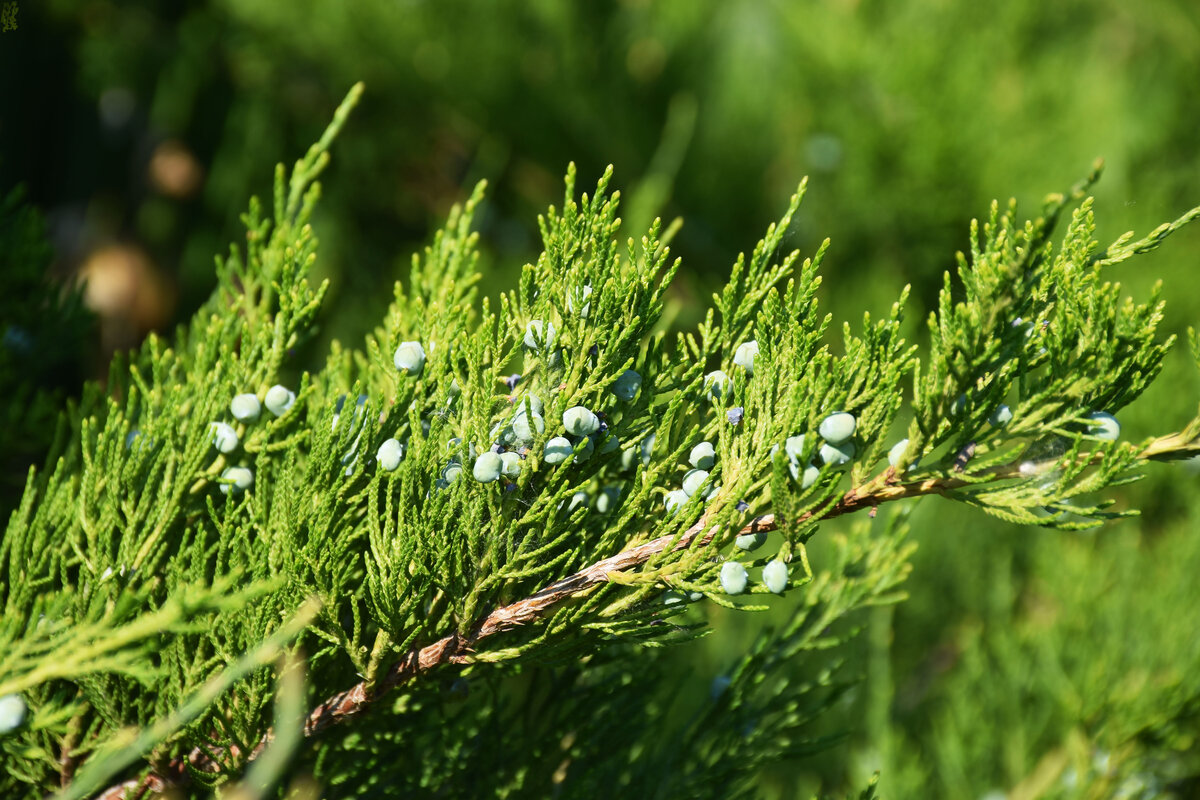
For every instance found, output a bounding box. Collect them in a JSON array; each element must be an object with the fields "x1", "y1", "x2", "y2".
[
  {"x1": 500, "y1": 451, "x2": 523, "y2": 478},
  {"x1": 595, "y1": 486, "x2": 621, "y2": 514},
  {"x1": 568, "y1": 491, "x2": 589, "y2": 512},
  {"x1": 710, "y1": 675, "x2": 732, "y2": 699},
  {"x1": 599, "y1": 433, "x2": 620, "y2": 454},
  {"x1": 516, "y1": 393, "x2": 545, "y2": 416},
  {"x1": 208, "y1": 422, "x2": 239, "y2": 454},
  {"x1": 689, "y1": 441, "x2": 716, "y2": 470},
  {"x1": 377, "y1": 438, "x2": 404, "y2": 472},
  {"x1": 762, "y1": 559, "x2": 789, "y2": 593},
  {"x1": 783, "y1": 434, "x2": 807, "y2": 461},
  {"x1": 544, "y1": 436, "x2": 574, "y2": 464},
  {"x1": 265, "y1": 384, "x2": 295, "y2": 416},
  {"x1": 989, "y1": 404, "x2": 1013, "y2": 427},
  {"x1": 612, "y1": 369, "x2": 642, "y2": 401},
  {"x1": 951, "y1": 394, "x2": 968, "y2": 417},
  {"x1": 733, "y1": 340, "x2": 759, "y2": 374},
  {"x1": 1085, "y1": 411, "x2": 1120, "y2": 440},
  {"x1": 799, "y1": 463, "x2": 820, "y2": 489},
  {"x1": 664, "y1": 489, "x2": 689, "y2": 515},
  {"x1": 574, "y1": 435, "x2": 595, "y2": 463},
  {"x1": 219, "y1": 466, "x2": 254, "y2": 494},
  {"x1": 704, "y1": 370, "x2": 731, "y2": 400},
  {"x1": 720, "y1": 561, "x2": 749, "y2": 595},
  {"x1": 887, "y1": 439, "x2": 911, "y2": 470},
  {"x1": 473, "y1": 451, "x2": 503, "y2": 483},
  {"x1": 818, "y1": 412, "x2": 856, "y2": 444},
  {"x1": 819, "y1": 440, "x2": 855, "y2": 466},
  {"x1": 0, "y1": 694, "x2": 26, "y2": 733},
  {"x1": 640, "y1": 433, "x2": 655, "y2": 465},
  {"x1": 563, "y1": 406, "x2": 600, "y2": 436},
  {"x1": 512, "y1": 409, "x2": 545, "y2": 443},
  {"x1": 393, "y1": 341, "x2": 426, "y2": 375},
  {"x1": 231, "y1": 393, "x2": 261, "y2": 422},
  {"x1": 735, "y1": 530, "x2": 767, "y2": 551},
  {"x1": 523, "y1": 319, "x2": 556, "y2": 350},
  {"x1": 442, "y1": 462, "x2": 463, "y2": 484},
  {"x1": 682, "y1": 468, "x2": 710, "y2": 497}
]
